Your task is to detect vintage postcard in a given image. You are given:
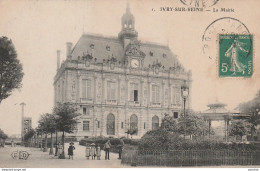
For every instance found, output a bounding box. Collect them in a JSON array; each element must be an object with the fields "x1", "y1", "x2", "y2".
[{"x1": 0, "y1": 0, "x2": 260, "y2": 169}]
